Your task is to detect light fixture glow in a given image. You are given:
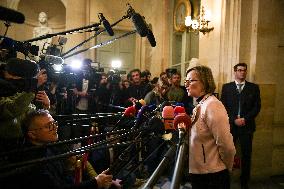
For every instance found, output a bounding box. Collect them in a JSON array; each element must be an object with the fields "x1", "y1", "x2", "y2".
[{"x1": 184, "y1": 6, "x2": 214, "y2": 35}]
